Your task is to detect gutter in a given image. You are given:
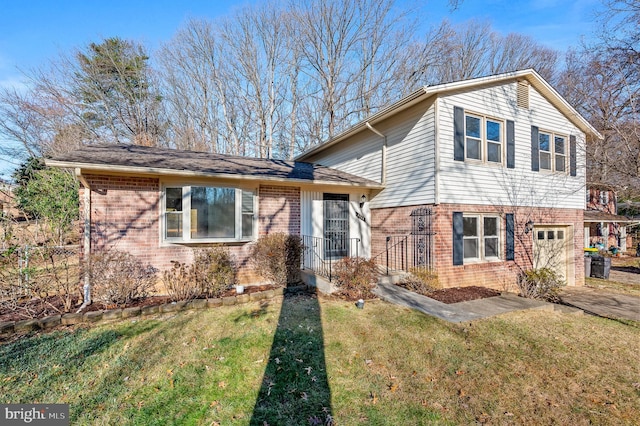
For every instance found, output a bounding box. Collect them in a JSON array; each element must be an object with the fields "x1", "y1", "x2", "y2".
[{"x1": 75, "y1": 168, "x2": 92, "y2": 311}]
